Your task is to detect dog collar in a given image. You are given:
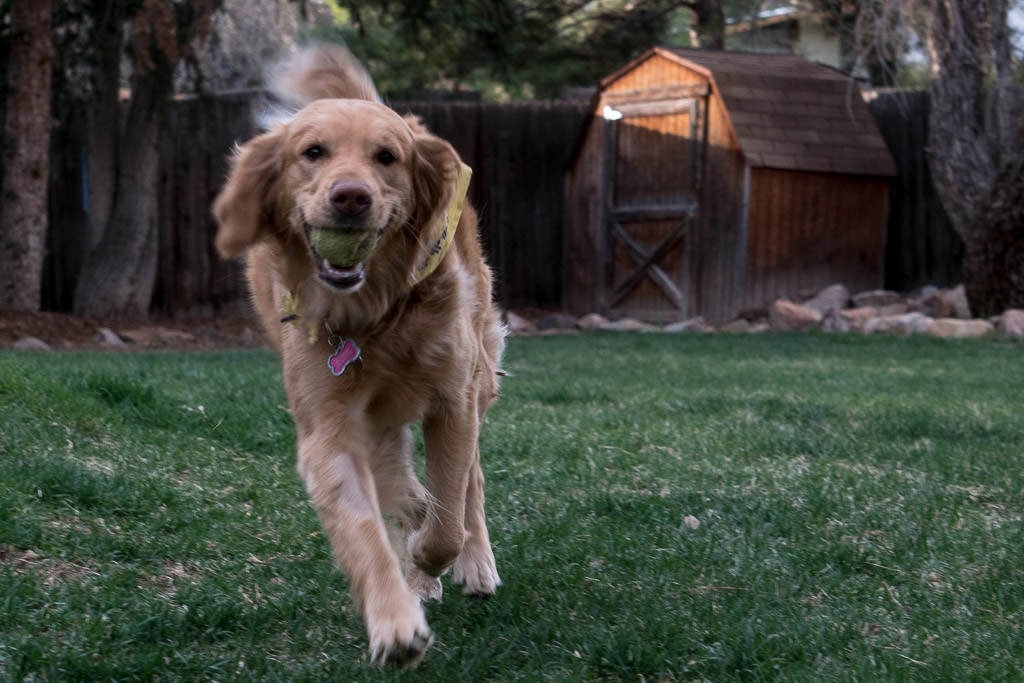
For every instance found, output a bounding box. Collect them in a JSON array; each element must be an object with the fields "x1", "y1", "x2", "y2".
[
  {"x1": 408, "y1": 162, "x2": 472, "y2": 286},
  {"x1": 280, "y1": 296, "x2": 362, "y2": 375}
]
